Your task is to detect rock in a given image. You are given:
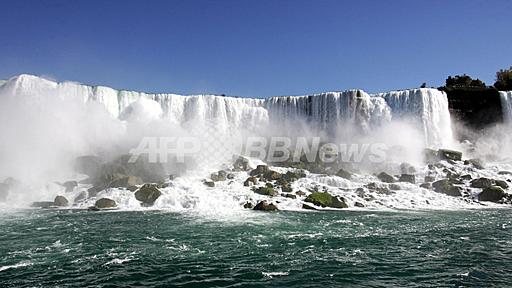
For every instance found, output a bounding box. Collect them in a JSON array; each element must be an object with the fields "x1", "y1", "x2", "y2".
[
  {"x1": 295, "y1": 190, "x2": 306, "y2": 197},
  {"x1": 254, "y1": 187, "x2": 278, "y2": 197},
  {"x1": 302, "y1": 203, "x2": 317, "y2": 210},
  {"x1": 262, "y1": 170, "x2": 282, "y2": 181},
  {"x1": 108, "y1": 176, "x2": 143, "y2": 188},
  {"x1": 243, "y1": 202, "x2": 254, "y2": 209},
  {"x1": 211, "y1": 171, "x2": 227, "y2": 182},
  {"x1": 227, "y1": 173, "x2": 235, "y2": 180},
  {"x1": 88, "y1": 206, "x2": 100, "y2": 211},
  {"x1": 335, "y1": 169, "x2": 352, "y2": 180},
  {"x1": 62, "y1": 181, "x2": 78, "y2": 192},
  {"x1": 377, "y1": 172, "x2": 396, "y2": 183},
  {"x1": 305, "y1": 192, "x2": 348, "y2": 208},
  {"x1": 460, "y1": 174, "x2": 472, "y2": 181},
  {"x1": 281, "y1": 184, "x2": 293, "y2": 193},
  {"x1": 400, "y1": 163, "x2": 416, "y2": 174},
  {"x1": 127, "y1": 185, "x2": 139, "y2": 192},
  {"x1": 494, "y1": 180, "x2": 509, "y2": 190},
  {"x1": 399, "y1": 174, "x2": 415, "y2": 184},
  {"x1": 354, "y1": 202, "x2": 365, "y2": 207},
  {"x1": 283, "y1": 170, "x2": 305, "y2": 182},
  {"x1": 249, "y1": 165, "x2": 269, "y2": 176},
  {"x1": 204, "y1": 181, "x2": 215, "y2": 188},
  {"x1": 389, "y1": 184, "x2": 401, "y2": 191},
  {"x1": 424, "y1": 175, "x2": 435, "y2": 182},
  {"x1": 0, "y1": 183, "x2": 9, "y2": 202},
  {"x1": 253, "y1": 201, "x2": 278, "y2": 211},
  {"x1": 87, "y1": 186, "x2": 100, "y2": 198},
  {"x1": 134, "y1": 184, "x2": 162, "y2": 206},
  {"x1": 94, "y1": 198, "x2": 117, "y2": 209},
  {"x1": 479, "y1": 186, "x2": 506, "y2": 202},
  {"x1": 438, "y1": 149, "x2": 462, "y2": 161},
  {"x1": 233, "y1": 156, "x2": 251, "y2": 171},
  {"x1": 54, "y1": 196, "x2": 69, "y2": 207},
  {"x1": 366, "y1": 182, "x2": 393, "y2": 195},
  {"x1": 432, "y1": 179, "x2": 462, "y2": 197},
  {"x1": 470, "y1": 178, "x2": 494, "y2": 189},
  {"x1": 464, "y1": 158, "x2": 484, "y2": 169},
  {"x1": 74, "y1": 191, "x2": 87, "y2": 202},
  {"x1": 281, "y1": 193, "x2": 296, "y2": 199},
  {"x1": 498, "y1": 171, "x2": 512, "y2": 175},
  {"x1": 420, "y1": 183, "x2": 432, "y2": 189},
  {"x1": 243, "y1": 176, "x2": 257, "y2": 187},
  {"x1": 31, "y1": 201, "x2": 56, "y2": 208},
  {"x1": 265, "y1": 182, "x2": 274, "y2": 188}
]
